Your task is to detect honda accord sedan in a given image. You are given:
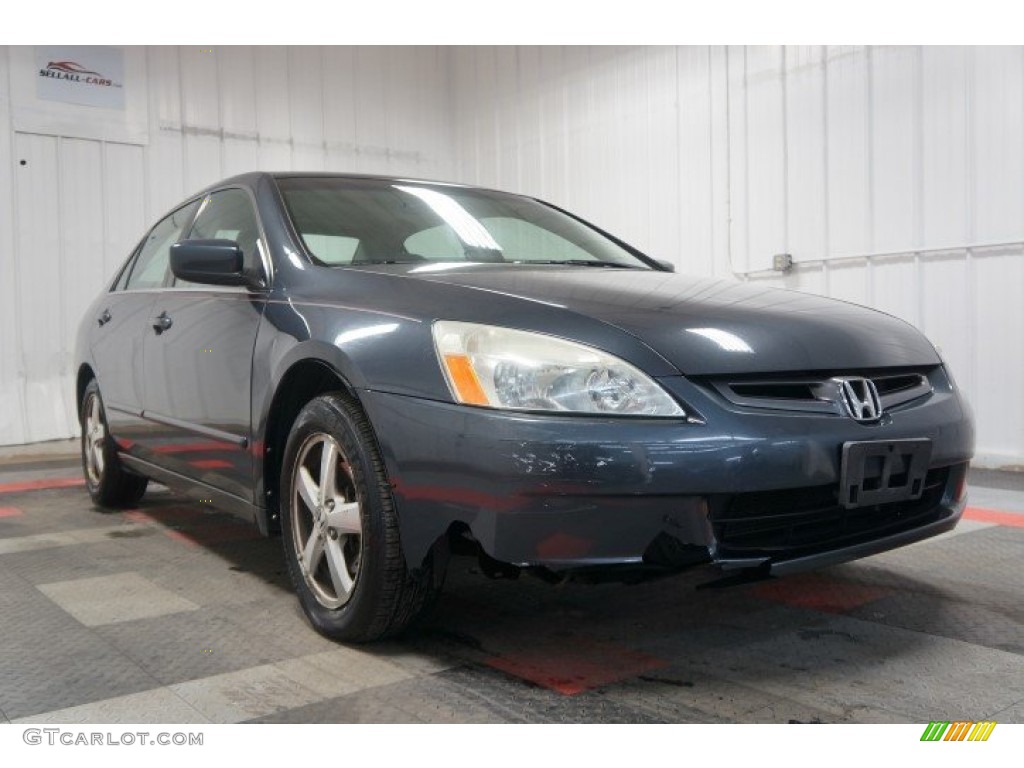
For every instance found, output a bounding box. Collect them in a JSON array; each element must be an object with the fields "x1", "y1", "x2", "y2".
[{"x1": 75, "y1": 172, "x2": 975, "y2": 641}]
